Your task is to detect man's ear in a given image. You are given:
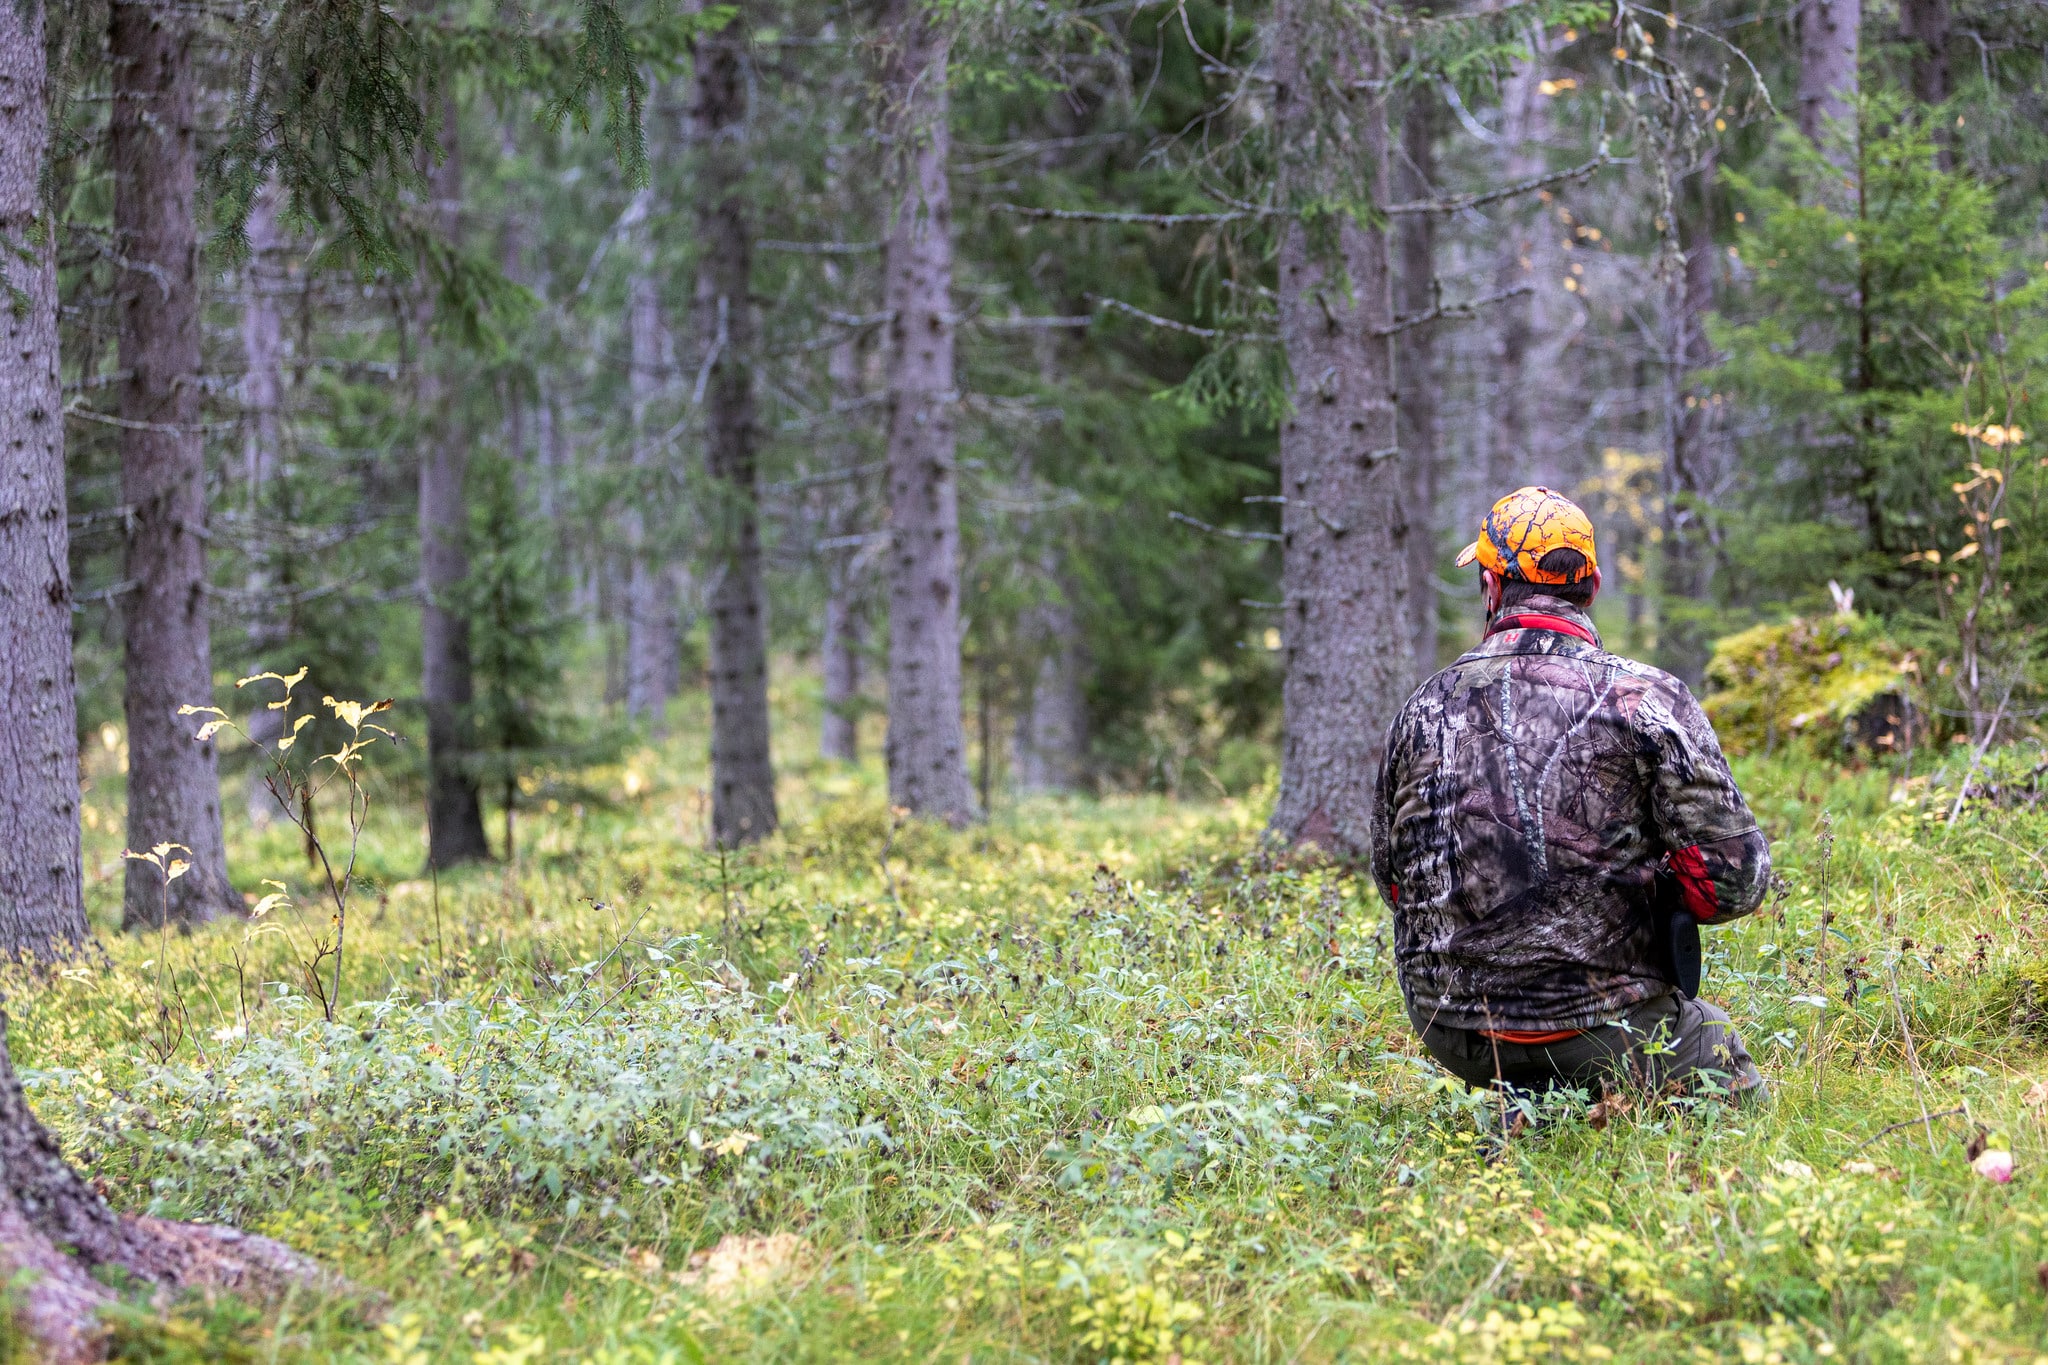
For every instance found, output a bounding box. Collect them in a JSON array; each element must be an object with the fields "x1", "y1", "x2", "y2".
[
  {"x1": 1481, "y1": 568, "x2": 1503, "y2": 616},
  {"x1": 1584, "y1": 566, "x2": 1603, "y2": 606}
]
